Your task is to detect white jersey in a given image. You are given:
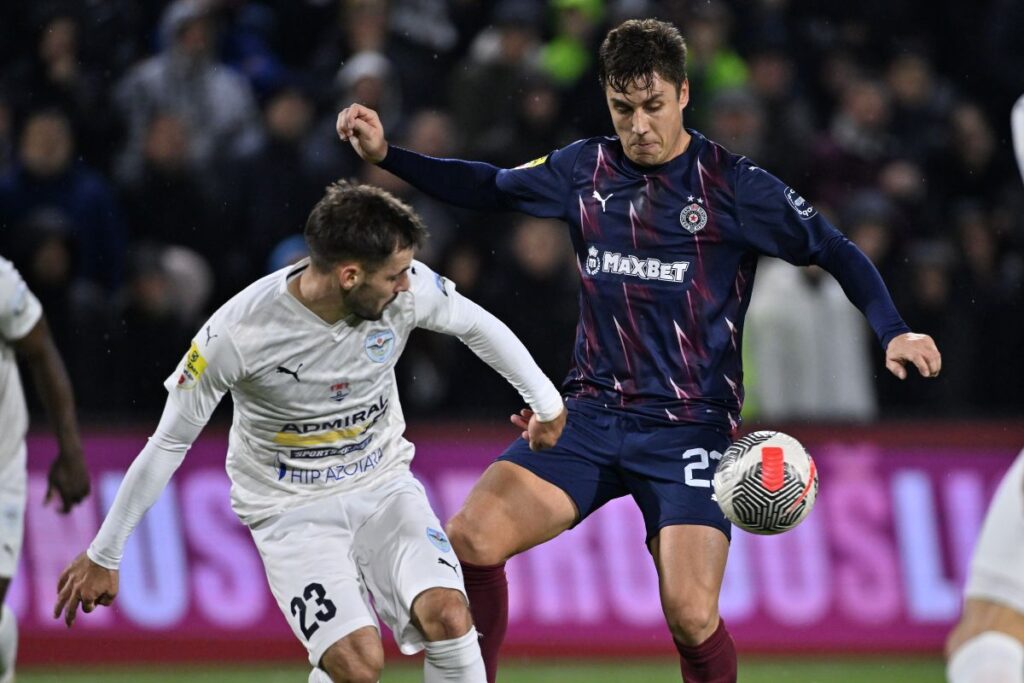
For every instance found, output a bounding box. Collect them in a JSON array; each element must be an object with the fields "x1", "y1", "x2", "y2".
[
  {"x1": 165, "y1": 258, "x2": 561, "y2": 524},
  {"x1": 0, "y1": 257, "x2": 43, "y2": 465}
]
